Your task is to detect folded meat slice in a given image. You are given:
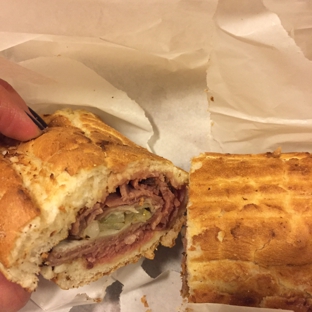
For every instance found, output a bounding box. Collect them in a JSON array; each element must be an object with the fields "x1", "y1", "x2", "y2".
[{"x1": 44, "y1": 171, "x2": 187, "y2": 275}]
